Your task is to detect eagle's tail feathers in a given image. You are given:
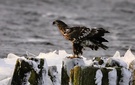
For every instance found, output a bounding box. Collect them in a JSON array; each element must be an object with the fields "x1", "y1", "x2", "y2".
[
  {"x1": 99, "y1": 44, "x2": 108, "y2": 50},
  {"x1": 88, "y1": 43, "x2": 108, "y2": 50},
  {"x1": 95, "y1": 37, "x2": 108, "y2": 43},
  {"x1": 98, "y1": 28, "x2": 110, "y2": 34},
  {"x1": 95, "y1": 28, "x2": 109, "y2": 37}
]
